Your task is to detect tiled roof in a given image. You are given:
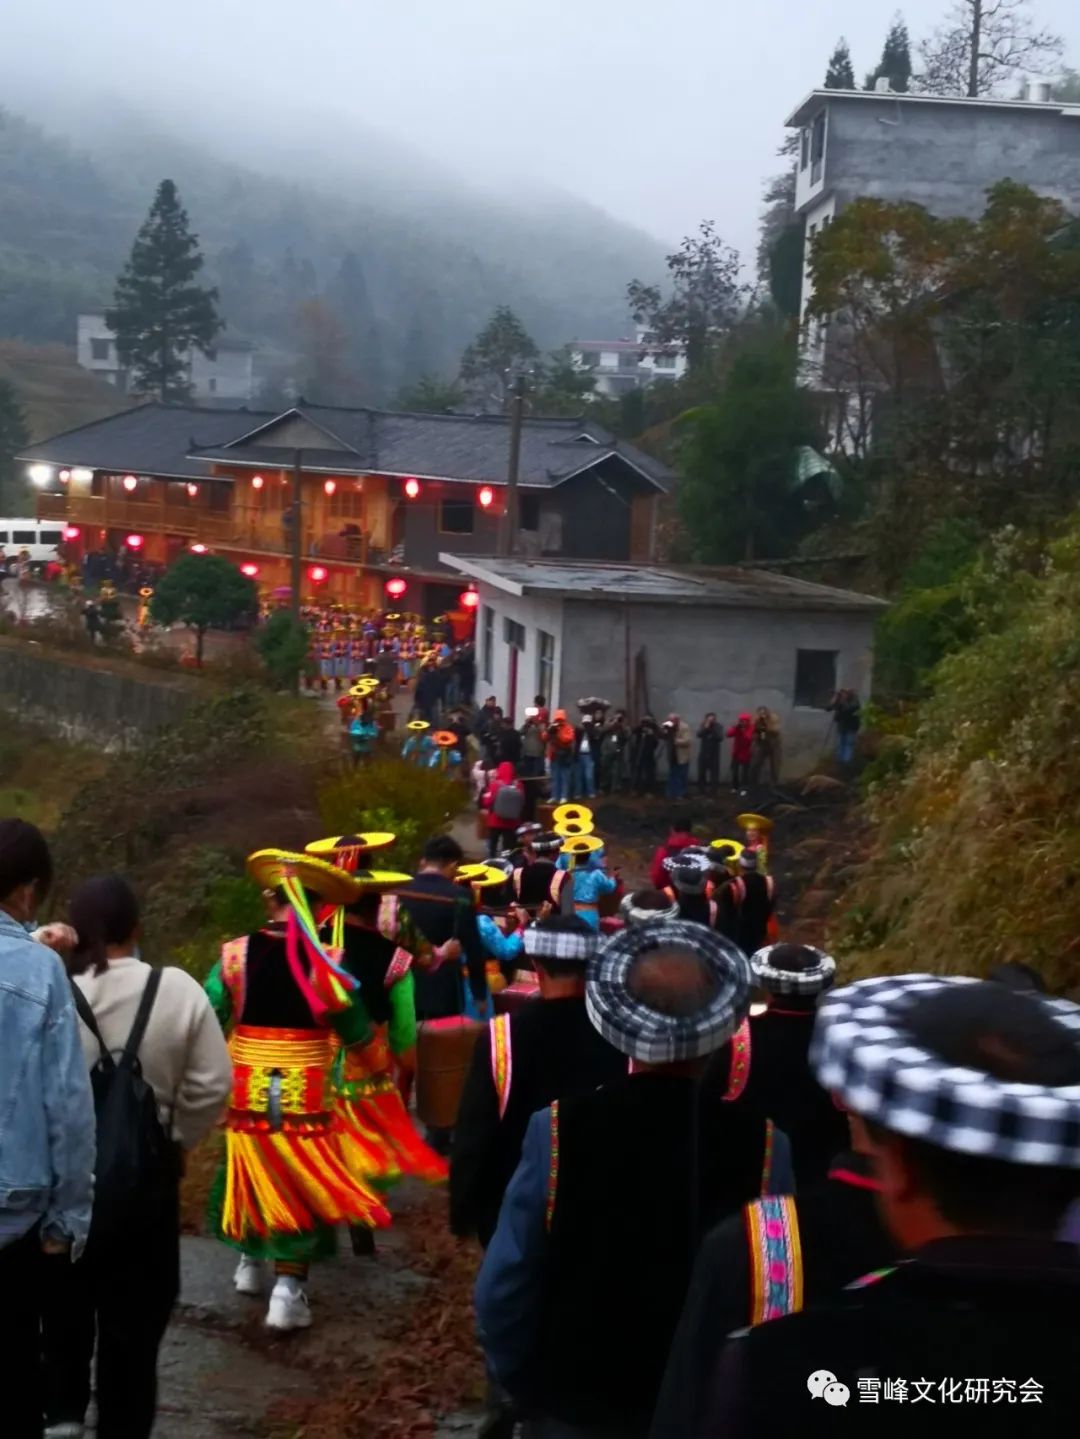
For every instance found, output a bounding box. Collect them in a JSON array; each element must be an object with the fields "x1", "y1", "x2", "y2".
[{"x1": 19, "y1": 402, "x2": 673, "y2": 492}]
